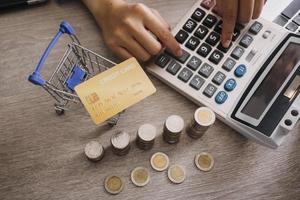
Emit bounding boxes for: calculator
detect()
[148,0,300,148]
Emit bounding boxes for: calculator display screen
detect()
[241,42,300,119]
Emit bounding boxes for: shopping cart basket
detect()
[28,21,122,126]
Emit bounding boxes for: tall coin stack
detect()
[163,115,185,144]
[136,123,156,150]
[111,131,131,156]
[186,107,215,139]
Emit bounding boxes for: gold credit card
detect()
[75,58,156,124]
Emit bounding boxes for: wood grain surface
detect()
[0,1,299,200]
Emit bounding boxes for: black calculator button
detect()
[194,25,209,39]
[185,36,200,50]
[155,54,170,68]
[239,34,253,48]
[214,20,223,34]
[183,19,197,33]
[212,71,226,85]
[217,42,232,53]
[197,43,212,58]
[198,63,214,78]
[178,68,193,82]
[222,58,236,71]
[203,14,218,28]
[189,75,205,90]
[208,49,224,65]
[175,30,189,44]
[205,31,220,46]
[187,56,202,71]
[232,28,240,41]
[166,60,181,75]
[203,83,217,98]
[192,8,206,22]
[167,48,190,64]
[249,21,263,35]
[231,46,245,60]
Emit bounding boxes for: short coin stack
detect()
[84,141,104,162]
[111,131,131,156]
[187,107,216,139]
[136,124,156,150]
[163,115,185,144]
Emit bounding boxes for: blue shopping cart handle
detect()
[28,21,76,86]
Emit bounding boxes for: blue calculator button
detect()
[234,64,247,77]
[224,78,237,91]
[215,91,228,104]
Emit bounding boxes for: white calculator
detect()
[148,0,300,148]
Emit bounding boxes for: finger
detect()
[110,45,133,60]
[143,11,182,57]
[217,0,238,47]
[238,0,254,23]
[119,35,151,61]
[253,0,264,19]
[132,28,162,56]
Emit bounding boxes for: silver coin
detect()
[165,115,185,134]
[137,124,156,142]
[84,141,104,161]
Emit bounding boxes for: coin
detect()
[150,152,169,172]
[130,167,150,187]
[194,152,214,172]
[84,141,104,162]
[167,164,186,184]
[104,175,124,195]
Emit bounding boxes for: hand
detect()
[83,0,182,61]
[214,0,265,47]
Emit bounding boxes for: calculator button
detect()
[205,31,220,46]
[246,49,257,62]
[197,43,212,58]
[262,30,271,39]
[192,8,206,22]
[273,15,289,27]
[224,78,237,91]
[286,21,299,32]
[167,48,190,64]
[203,83,217,98]
[203,14,218,28]
[249,21,263,35]
[187,56,202,71]
[185,36,200,50]
[222,58,236,71]
[183,19,197,33]
[234,64,247,77]
[231,46,244,60]
[194,25,209,39]
[175,30,189,44]
[292,14,300,26]
[189,75,205,90]
[208,49,224,65]
[282,0,300,19]
[198,63,214,78]
[155,54,170,68]
[166,60,181,75]
[232,28,240,41]
[201,0,215,9]
[215,91,228,104]
[217,42,232,53]
[178,68,193,82]
[239,34,253,48]
[212,71,226,85]
[214,20,223,34]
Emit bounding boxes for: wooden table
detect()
[0,1,299,199]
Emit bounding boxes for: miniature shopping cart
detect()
[28,21,122,126]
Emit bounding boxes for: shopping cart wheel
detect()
[54,105,65,115]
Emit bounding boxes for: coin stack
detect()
[84,141,104,162]
[111,131,131,156]
[163,115,185,144]
[186,107,216,139]
[136,123,156,150]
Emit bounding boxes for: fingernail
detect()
[176,49,183,57]
[224,40,231,48]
